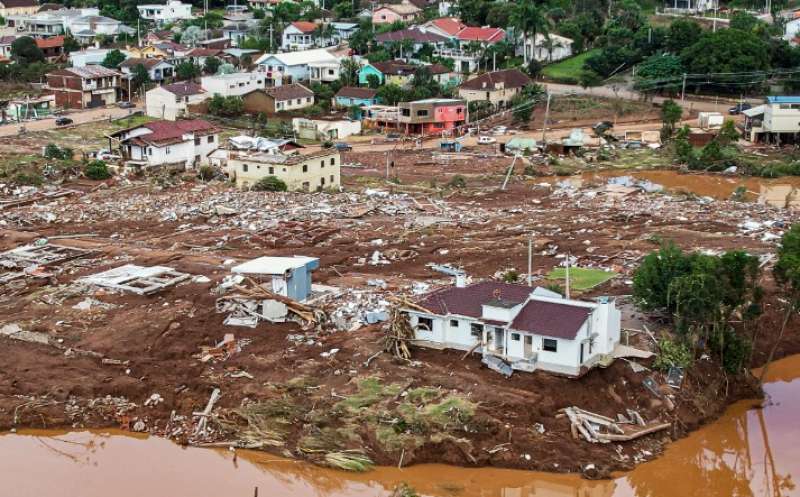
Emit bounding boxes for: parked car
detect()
[94,149,122,161]
[385,132,401,141]
[728,103,752,115]
[492,126,508,135]
[55,117,73,126]
[333,142,352,151]
[117,101,135,109]
[477,135,497,144]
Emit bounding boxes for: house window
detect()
[449,319,459,327]
[147,147,153,155]
[302,164,308,172]
[194,137,201,145]
[543,338,558,352]
[208,136,214,143]
[165,146,171,154]
[307,97,312,102]
[320,160,325,167]
[330,157,335,165]
[321,177,325,185]
[296,98,301,104]
[268,166,274,174]
[511,333,521,341]
[416,109,428,117]
[470,323,483,338]
[417,317,433,330]
[242,164,248,172]
[330,174,334,183]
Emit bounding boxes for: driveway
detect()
[0,105,139,138]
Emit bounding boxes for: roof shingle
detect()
[510,300,591,339]
[335,86,378,99]
[264,83,314,101]
[416,281,534,318]
[459,69,531,91]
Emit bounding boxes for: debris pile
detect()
[562,406,670,444]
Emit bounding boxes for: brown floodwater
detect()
[2,355,799,497]
[552,169,800,206]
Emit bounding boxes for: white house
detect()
[201,71,267,97]
[743,96,800,144]
[119,58,175,82]
[281,21,318,51]
[255,48,341,84]
[138,1,194,24]
[518,33,573,63]
[403,281,621,376]
[111,119,219,169]
[785,17,800,42]
[145,82,208,121]
[68,48,127,67]
[292,117,361,140]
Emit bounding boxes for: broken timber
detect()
[563,406,670,444]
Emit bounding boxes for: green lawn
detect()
[547,267,617,291]
[542,49,600,84]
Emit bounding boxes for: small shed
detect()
[231,256,319,302]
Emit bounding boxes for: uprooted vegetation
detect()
[216,376,481,471]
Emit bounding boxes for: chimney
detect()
[455,272,467,288]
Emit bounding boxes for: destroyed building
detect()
[231,256,319,302]
[403,282,621,376]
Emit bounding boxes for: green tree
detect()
[680,29,770,92]
[84,160,111,180]
[717,119,740,146]
[579,69,603,88]
[510,93,533,123]
[635,54,684,94]
[176,61,201,80]
[729,11,760,33]
[204,56,222,75]
[376,83,404,105]
[132,64,151,92]
[63,35,80,53]
[101,49,126,69]
[208,95,244,117]
[253,176,288,191]
[366,74,381,89]
[660,99,683,140]
[11,36,44,64]
[666,19,701,54]
[338,57,360,87]
[510,0,548,65]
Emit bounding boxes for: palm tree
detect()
[510,0,549,66]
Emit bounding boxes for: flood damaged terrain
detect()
[2,353,797,497]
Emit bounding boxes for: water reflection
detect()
[1,356,798,497]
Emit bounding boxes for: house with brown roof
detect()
[0,0,38,18]
[109,119,219,169]
[35,35,65,62]
[403,281,621,376]
[145,82,208,120]
[119,57,175,82]
[45,66,122,109]
[334,86,379,108]
[458,69,532,108]
[242,83,314,115]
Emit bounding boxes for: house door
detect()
[579,342,585,364]
[89,94,103,108]
[524,335,533,358]
[494,328,504,354]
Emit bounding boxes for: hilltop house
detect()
[35,35,66,62]
[517,33,573,63]
[45,66,122,109]
[662,0,717,14]
[458,69,531,108]
[228,148,341,190]
[422,17,466,38]
[374,26,449,54]
[281,21,319,51]
[255,48,341,84]
[119,58,175,82]
[0,0,38,18]
[434,26,505,73]
[201,72,267,97]
[403,281,622,376]
[137,1,194,25]
[145,82,208,121]
[334,86,379,108]
[372,2,421,24]
[110,119,219,169]
[743,96,800,144]
[241,83,314,114]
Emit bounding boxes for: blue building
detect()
[334,86,380,109]
[232,256,320,302]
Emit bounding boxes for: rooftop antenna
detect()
[565,252,571,300]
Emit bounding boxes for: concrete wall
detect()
[764,103,800,133]
[201,73,267,97]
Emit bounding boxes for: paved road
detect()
[0,105,138,138]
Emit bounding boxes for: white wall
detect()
[201,73,267,97]
[145,87,208,121]
[128,133,218,167]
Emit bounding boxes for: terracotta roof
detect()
[336,86,377,99]
[429,17,466,36]
[0,0,38,8]
[119,57,168,69]
[427,63,451,75]
[417,281,534,318]
[185,47,222,57]
[459,69,531,91]
[130,119,218,146]
[510,300,592,339]
[370,60,416,76]
[35,35,64,49]
[161,82,205,96]
[289,21,318,33]
[154,41,188,52]
[264,83,314,101]
[374,27,447,44]
[456,26,505,43]
[377,3,420,15]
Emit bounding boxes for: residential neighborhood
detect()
[2,0,800,494]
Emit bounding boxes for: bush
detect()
[44,143,72,160]
[447,175,466,188]
[253,176,287,192]
[198,165,216,181]
[84,160,111,180]
[653,338,693,371]
[502,270,519,283]
[14,172,43,186]
[523,164,536,176]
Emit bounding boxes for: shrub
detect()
[44,143,72,160]
[502,270,519,283]
[653,338,693,371]
[253,175,287,192]
[84,160,111,180]
[14,172,43,186]
[447,175,466,188]
[523,164,537,176]
[198,165,216,181]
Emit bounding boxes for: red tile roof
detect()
[35,35,64,49]
[290,21,318,33]
[510,299,591,339]
[456,26,505,43]
[430,17,466,36]
[185,47,222,57]
[161,82,205,96]
[417,281,534,318]
[129,119,218,146]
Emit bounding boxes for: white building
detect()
[119,58,175,82]
[201,72,267,97]
[518,33,573,63]
[281,21,318,51]
[255,48,341,83]
[292,117,361,141]
[68,48,121,67]
[138,1,194,24]
[111,119,219,169]
[403,281,621,376]
[743,96,800,144]
[145,82,208,121]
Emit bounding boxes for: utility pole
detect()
[681,73,687,102]
[527,236,533,287]
[492,51,496,72]
[565,253,571,300]
[269,24,274,52]
[541,91,552,144]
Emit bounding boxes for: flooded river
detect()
[2,355,799,497]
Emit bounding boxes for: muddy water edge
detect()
[1,354,798,497]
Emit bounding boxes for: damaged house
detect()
[403,281,621,376]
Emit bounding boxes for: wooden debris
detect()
[563,406,670,444]
[385,306,414,361]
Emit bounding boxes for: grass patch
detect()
[542,49,600,83]
[547,267,617,290]
[334,377,403,413]
[112,114,155,128]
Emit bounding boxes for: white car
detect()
[477,135,497,144]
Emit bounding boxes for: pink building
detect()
[389,98,468,135]
[372,2,422,24]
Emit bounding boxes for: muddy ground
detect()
[1,148,798,477]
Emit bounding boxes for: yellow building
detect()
[229,149,341,191]
[0,0,39,18]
